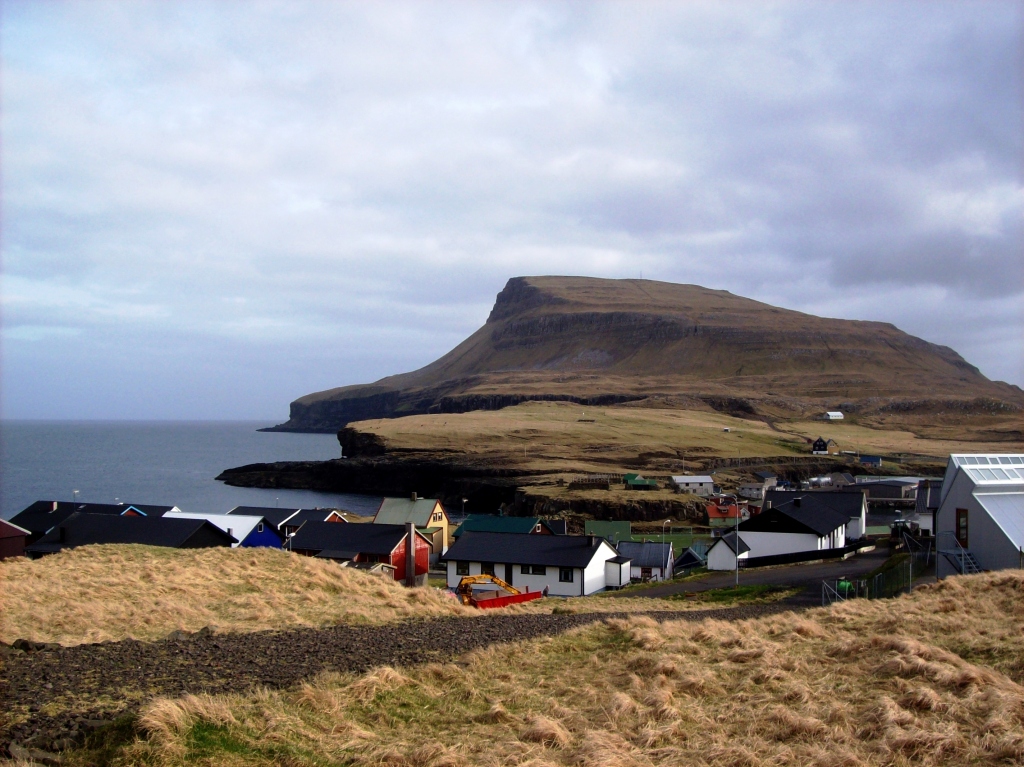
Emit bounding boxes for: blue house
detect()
[164,513,284,548]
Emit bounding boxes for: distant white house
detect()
[706,532,749,570]
[738,482,768,500]
[824,411,844,420]
[935,454,1024,578]
[616,540,674,582]
[671,475,715,497]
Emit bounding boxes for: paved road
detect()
[618,547,893,605]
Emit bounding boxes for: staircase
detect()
[936,532,982,575]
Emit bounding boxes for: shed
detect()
[442,532,624,596]
[24,513,236,557]
[706,532,750,571]
[0,519,30,560]
[290,521,430,584]
[616,540,674,582]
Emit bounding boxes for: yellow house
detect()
[373,493,451,556]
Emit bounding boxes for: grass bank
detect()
[0,545,472,645]
[89,571,1024,766]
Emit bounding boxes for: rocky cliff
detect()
[270,276,1021,432]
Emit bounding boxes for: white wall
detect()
[707,541,748,571]
[446,547,618,596]
[739,531,820,557]
[605,560,630,588]
[936,473,1022,577]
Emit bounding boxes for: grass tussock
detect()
[0,544,472,645]
[105,571,1024,767]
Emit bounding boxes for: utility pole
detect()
[735,503,740,588]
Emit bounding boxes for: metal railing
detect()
[936,531,978,575]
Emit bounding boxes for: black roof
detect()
[283,509,343,527]
[754,471,777,480]
[227,506,305,527]
[25,512,236,554]
[289,521,409,556]
[741,500,848,537]
[544,519,568,535]
[442,531,611,568]
[712,531,750,555]
[617,541,673,569]
[764,489,865,519]
[10,501,176,536]
[674,547,706,569]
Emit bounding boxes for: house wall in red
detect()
[0,535,26,560]
[388,533,430,582]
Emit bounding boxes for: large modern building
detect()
[935,454,1024,578]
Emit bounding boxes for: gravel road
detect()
[1,603,797,755]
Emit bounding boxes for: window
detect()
[481,562,495,576]
[559,568,574,583]
[956,508,968,548]
[456,561,469,575]
[257,523,264,533]
[521,564,546,575]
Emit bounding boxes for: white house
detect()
[706,531,749,570]
[442,531,628,596]
[616,540,674,582]
[738,482,768,500]
[671,475,715,497]
[763,489,867,541]
[737,500,847,558]
[824,411,844,420]
[935,454,1024,578]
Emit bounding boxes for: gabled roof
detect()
[0,518,30,539]
[740,500,848,537]
[10,501,178,536]
[25,513,236,554]
[290,521,414,556]
[227,506,304,527]
[672,475,714,484]
[916,480,943,514]
[453,515,551,537]
[710,531,749,556]
[941,455,1024,503]
[674,547,707,569]
[617,540,673,569]
[374,497,445,527]
[282,509,345,528]
[442,531,613,568]
[764,489,865,519]
[164,513,284,543]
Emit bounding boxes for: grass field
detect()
[353,401,1022,477]
[0,545,473,645]
[85,571,1024,767]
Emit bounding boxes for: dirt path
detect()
[1,603,797,755]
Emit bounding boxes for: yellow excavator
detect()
[455,574,543,608]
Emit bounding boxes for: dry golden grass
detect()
[0,544,472,645]
[118,571,1024,767]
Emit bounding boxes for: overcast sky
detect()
[2,0,1022,420]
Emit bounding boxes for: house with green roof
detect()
[452,515,555,540]
[373,493,451,557]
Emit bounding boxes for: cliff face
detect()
[271,276,1020,431]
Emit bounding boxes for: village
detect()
[4,439,1021,608]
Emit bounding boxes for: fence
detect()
[822,536,932,606]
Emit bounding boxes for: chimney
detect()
[794,497,802,508]
[588,535,596,546]
[405,521,416,587]
[411,492,418,502]
[51,501,59,512]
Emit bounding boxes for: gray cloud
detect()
[2,0,1021,419]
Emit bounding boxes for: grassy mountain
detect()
[275,276,1021,431]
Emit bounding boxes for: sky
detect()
[2,0,1022,421]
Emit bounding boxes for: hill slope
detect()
[276,276,1021,431]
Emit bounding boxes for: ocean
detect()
[0,421,382,521]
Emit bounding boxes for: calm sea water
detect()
[0,421,382,521]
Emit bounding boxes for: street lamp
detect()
[735,501,740,588]
[462,497,468,517]
[662,518,673,544]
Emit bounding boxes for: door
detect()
[504,563,513,585]
[956,508,968,548]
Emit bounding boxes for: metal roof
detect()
[227,506,306,527]
[672,475,714,484]
[974,493,1024,551]
[942,455,1024,503]
[710,531,749,555]
[617,541,673,569]
[164,513,283,544]
[741,500,848,537]
[442,531,613,568]
[290,521,413,556]
[374,498,445,526]
[453,515,548,537]
[764,489,865,519]
[25,512,235,554]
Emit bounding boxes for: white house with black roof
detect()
[935,454,1024,578]
[441,531,628,596]
[616,540,674,582]
[737,498,847,558]
[763,488,867,540]
[706,531,749,571]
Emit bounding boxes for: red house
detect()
[288,521,431,585]
[0,519,30,560]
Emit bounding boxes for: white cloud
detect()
[1,0,1021,419]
